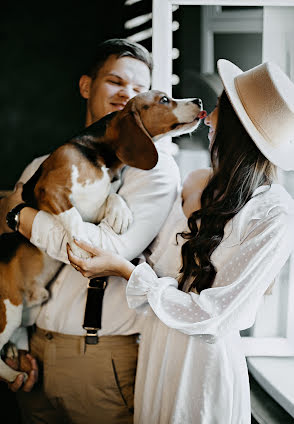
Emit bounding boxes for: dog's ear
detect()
[115,107,158,170]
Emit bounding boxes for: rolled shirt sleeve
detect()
[126,205,294,338]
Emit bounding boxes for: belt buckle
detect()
[87,278,107,290]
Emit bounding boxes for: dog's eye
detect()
[159,96,170,104]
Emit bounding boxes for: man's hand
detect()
[0,182,24,235]
[1,350,38,392]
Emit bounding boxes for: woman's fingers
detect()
[67,244,84,270]
[67,243,95,276]
[73,239,103,257]
[67,241,122,278]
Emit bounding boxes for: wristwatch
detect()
[6,203,28,232]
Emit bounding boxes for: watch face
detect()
[6,203,26,232]
[6,210,18,231]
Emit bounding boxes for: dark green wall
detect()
[0,1,125,189]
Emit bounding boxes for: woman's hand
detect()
[67,240,135,281]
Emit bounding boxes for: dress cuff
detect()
[126,262,158,309]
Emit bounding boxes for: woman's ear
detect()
[79,75,92,99]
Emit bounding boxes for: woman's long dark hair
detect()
[178,90,276,293]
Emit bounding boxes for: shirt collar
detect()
[155,136,179,156]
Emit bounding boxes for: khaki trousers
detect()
[17,327,139,424]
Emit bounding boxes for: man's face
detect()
[80,54,151,126]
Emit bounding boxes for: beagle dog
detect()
[0,90,205,382]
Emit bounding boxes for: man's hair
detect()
[84,38,153,80]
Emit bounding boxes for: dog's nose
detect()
[192,98,202,108]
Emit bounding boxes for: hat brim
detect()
[217,59,294,171]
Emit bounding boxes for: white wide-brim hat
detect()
[217,59,294,171]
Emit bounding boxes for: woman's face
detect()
[204,105,219,149]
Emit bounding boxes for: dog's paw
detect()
[5,342,18,360]
[103,193,133,234]
[24,286,49,307]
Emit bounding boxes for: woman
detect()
[67,60,294,423]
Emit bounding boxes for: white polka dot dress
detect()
[126,184,294,424]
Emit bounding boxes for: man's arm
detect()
[0,155,47,391]
[0,155,49,236]
[30,152,180,262]
[0,183,25,234]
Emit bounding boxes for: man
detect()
[0,39,180,423]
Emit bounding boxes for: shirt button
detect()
[45,332,53,340]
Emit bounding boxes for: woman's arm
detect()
[69,203,294,338]
[181,168,211,217]
[126,207,294,337]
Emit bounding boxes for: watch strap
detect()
[6,203,28,232]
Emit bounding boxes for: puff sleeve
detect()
[126,205,294,338]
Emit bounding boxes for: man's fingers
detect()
[21,354,38,392]
[14,182,24,191]
[26,354,38,376]
[4,351,38,392]
[22,368,37,392]
[9,374,25,392]
[8,369,36,393]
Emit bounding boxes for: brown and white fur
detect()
[0,90,204,382]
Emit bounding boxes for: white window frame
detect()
[152,0,294,358]
[201,5,263,74]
